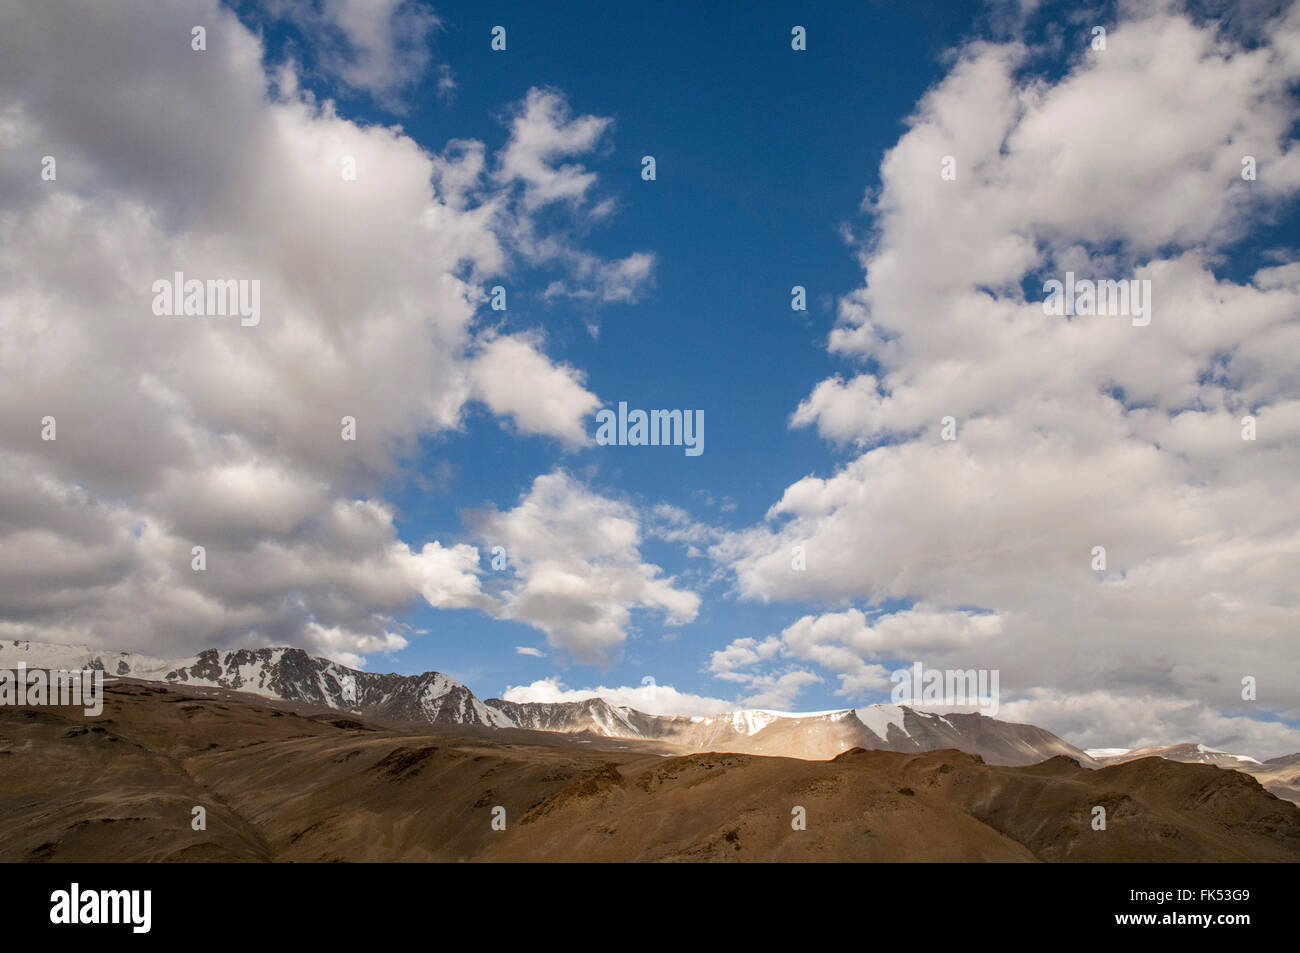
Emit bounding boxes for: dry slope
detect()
[1,681,1296,863]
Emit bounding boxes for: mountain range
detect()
[0,639,1095,767]
[4,639,1296,799]
[1086,743,1263,768]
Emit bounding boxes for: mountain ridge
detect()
[0,638,1247,772]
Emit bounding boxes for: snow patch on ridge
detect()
[687,707,854,731]
[853,704,912,741]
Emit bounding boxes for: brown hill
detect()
[1,680,1296,862]
[1240,757,1300,806]
[1090,743,1300,806]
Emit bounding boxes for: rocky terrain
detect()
[4,636,1296,830]
[1088,743,1300,805]
[1,679,1297,863]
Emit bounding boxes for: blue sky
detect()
[3,0,1299,755]
[239,0,979,705]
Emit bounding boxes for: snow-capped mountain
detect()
[485,696,646,737]
[664,704,1097,765]
[0,640,511,728]
[1086,743,1262,767]
[483,697,1093,765]
[1,639,1089,765]
[1084,742,1300,805]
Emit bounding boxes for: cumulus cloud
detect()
[711,1,1300,755]
[708,635,783,679]
[494,87,613,210]
[469,471,701,665]
[705,636,827,710]
[262,0,443,106]
[485,87,655,306]
[732,670,825,711]
[0,1,644,662]
[468,333,601,447]
[710,607,1000,706]
[1000,689,1300,759]
[501,676,733,717]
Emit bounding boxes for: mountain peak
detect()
[2,638,1090,766]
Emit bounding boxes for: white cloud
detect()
[708,607,1009,709]
[1000,689,1300,761]
[501,676,733,717]
[734,670,825,711]
[708,635,782,678]
[712,2,1300,750]
[486,87,655,305]
[540,251,655,304]
[401,539,490,611]
[469,333,601,447]
[514,646,546,658]
[0,2,640,663]
[494,87,612,210]
[706,636,828,711]
[646,502,721,550]
[264,0,442,106]
[469,471,701,665]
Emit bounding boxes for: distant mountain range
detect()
[1087,744,1300,804]
[1086,743,1262,767]
[4,640,1296,794]
[488,695,1095,765]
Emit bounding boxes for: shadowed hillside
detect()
[1,681,1296,863]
